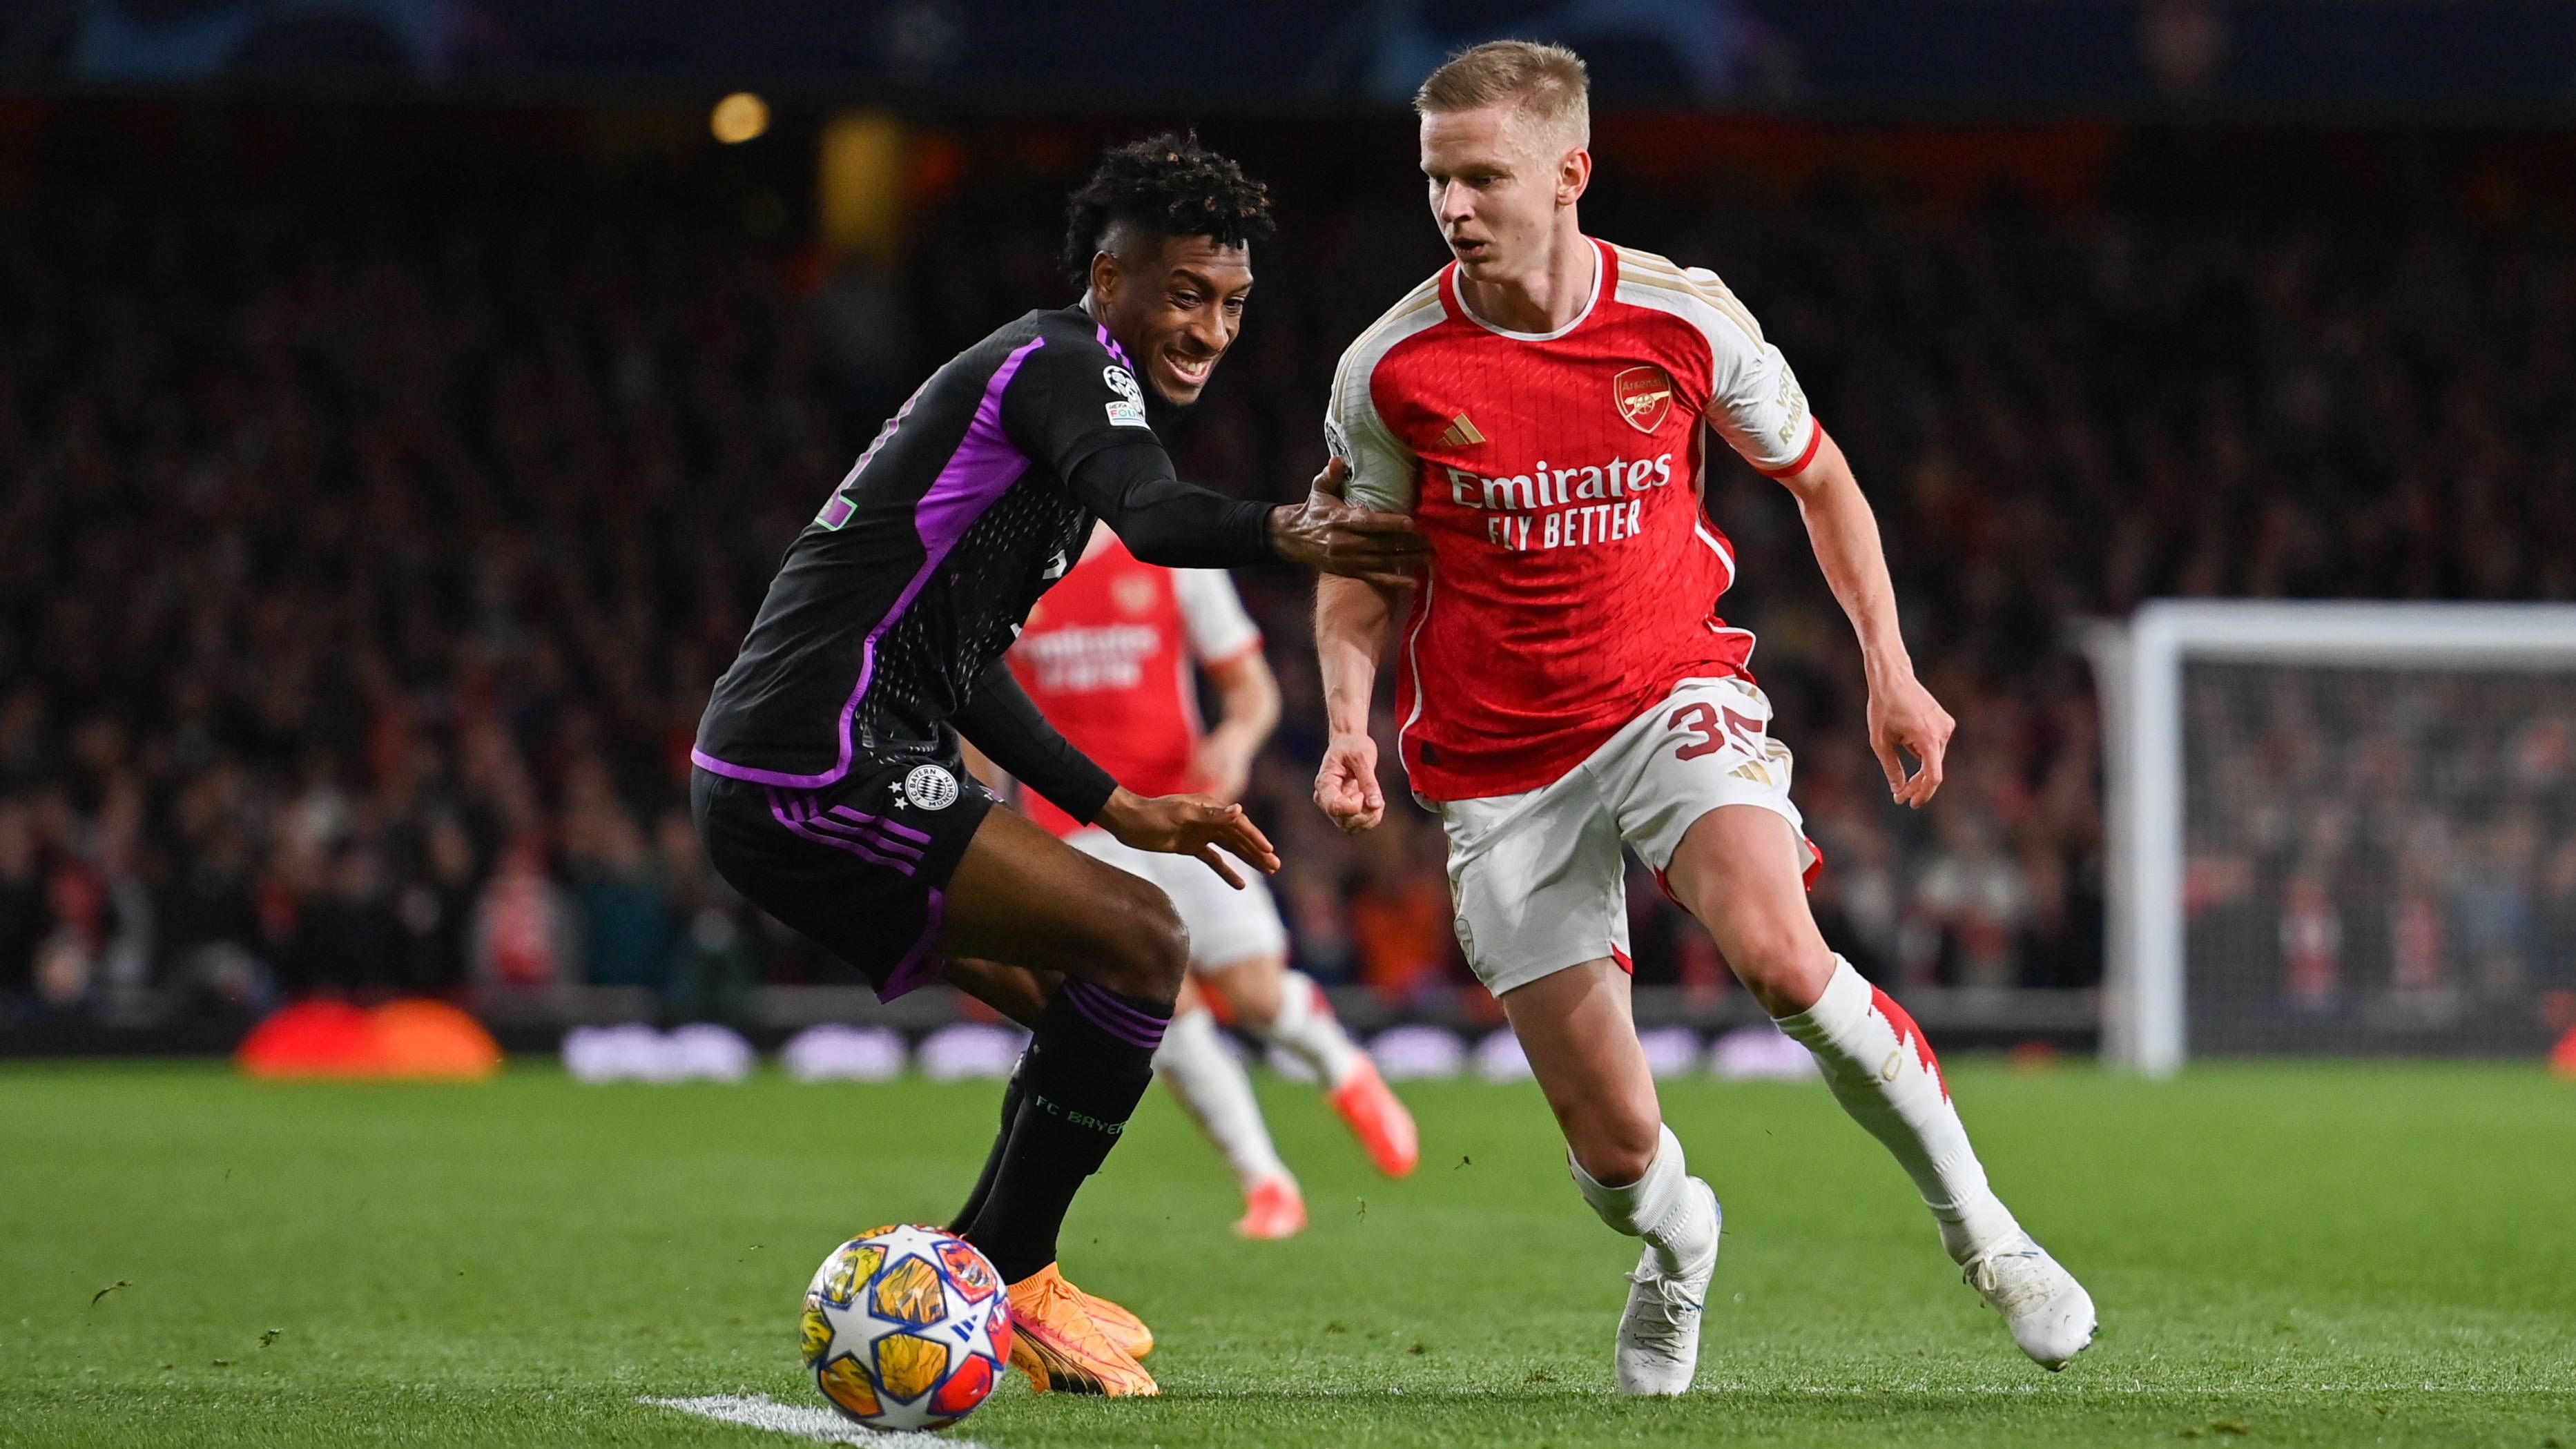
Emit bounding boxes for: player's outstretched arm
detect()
[1774,429,1954,808]
[1313,567,1402,833]
[953,661,1123,824]
[957,662,1277,886]
[1067,449,1424,585]
[1264,458,1426,589]
[1095,788,1280,888]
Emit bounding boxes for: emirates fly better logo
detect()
[1613,365,1674,434]
[1437,450,1675,552]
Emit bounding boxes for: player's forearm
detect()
[1785,437,1913,677]
[1315,573,1397,737]
[952,661,1118,824]
[1067,441,1277,567]
[1208,654,1281,755]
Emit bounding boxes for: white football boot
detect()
[1613,1180,1719,1396]
[1965,1234,2097,1370]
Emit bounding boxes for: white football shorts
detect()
[1064,826,1290,971]
[1435,675,1817,997]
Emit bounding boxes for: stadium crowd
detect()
[2182,668,2576,1046]
[3,119,2571,1024]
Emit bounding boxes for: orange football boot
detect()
[1004,1265,1157,1396]
[1069,1281,1156,1360]
[1234,1175,1307,1240]
[1327,1058,1420,1177]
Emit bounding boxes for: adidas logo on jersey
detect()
[1437,412,1485,448]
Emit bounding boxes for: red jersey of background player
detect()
[1006,527,1264,835]
[1326,238,1822,800]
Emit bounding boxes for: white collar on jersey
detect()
[1451,237,1606,342]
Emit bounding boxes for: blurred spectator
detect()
[470,839,577,992]
[392,813,480,993]
[564,802,672,990]
[0,805,40,1000]
[1910,811,2029,990]
[655,810,756,1023]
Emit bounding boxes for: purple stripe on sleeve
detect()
[1061,979,1168,1051]
[693,333,1051,788]
[1094,322,1136,375]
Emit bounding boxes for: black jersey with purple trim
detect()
[695,305,1177,788]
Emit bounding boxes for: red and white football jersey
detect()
[1327,238,1821,801]
[1007,527,1263,835]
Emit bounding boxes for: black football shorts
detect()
[690,750,996,999]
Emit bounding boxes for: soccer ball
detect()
[800,1225,1013,1431]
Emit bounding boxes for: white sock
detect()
[1569,1124,1717,1276]
[1254,971,1365,1090]
[1153,1007,1288,1189]
[1774,956,2020,1263]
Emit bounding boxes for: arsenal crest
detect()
[1112,573,1158,616]
[1613,365,1673,435]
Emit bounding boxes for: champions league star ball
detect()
[800,1225,1013,1431]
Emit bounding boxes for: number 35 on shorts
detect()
[1663,687,1792,787]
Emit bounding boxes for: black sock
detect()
[961,980,1169,1284]
[947,1053,1028,1234]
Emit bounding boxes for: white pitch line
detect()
[642,1393,990,1447]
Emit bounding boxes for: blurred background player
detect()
[1001,521,1420,1239]
[1313,43,2093,1393]
[695,133,1424,1399]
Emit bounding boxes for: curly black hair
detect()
[1061,132,1276,286]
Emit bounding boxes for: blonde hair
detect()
[1414,40,1590,149]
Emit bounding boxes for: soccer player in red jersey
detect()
[1004,524,1420,1240]
[1312,43,2096,1391]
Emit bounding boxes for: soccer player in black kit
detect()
[693,136,1422,1397]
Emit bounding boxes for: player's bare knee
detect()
[1728,920,1832,1016]
[1091,875,1190,1004]
[1210,959,1285,1029]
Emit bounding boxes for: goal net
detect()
[2091,602,2576,1074]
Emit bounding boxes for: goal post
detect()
[2091,601,2576,1076]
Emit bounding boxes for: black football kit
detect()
[691,304,1273,995]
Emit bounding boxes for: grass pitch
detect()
[3,1059,2571,1448]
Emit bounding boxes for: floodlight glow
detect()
[711,93,770,145]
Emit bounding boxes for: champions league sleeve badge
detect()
[1103,364,1149,429]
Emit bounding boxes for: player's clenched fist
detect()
[1095,786,1280,888]
[1867,667,1955,808]
[1313,730,1385,833]
[1264,458,1428,590]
